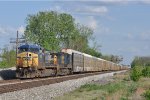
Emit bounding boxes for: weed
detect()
[102,82,124,94]
[78,84,102,91]
[123,77,130,81]
[100,96,105,100]
[120,97,128,100]
[128,83,137,94]
[143,90,150,100]
[92,97,98,100]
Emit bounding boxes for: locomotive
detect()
[16,44,127,78]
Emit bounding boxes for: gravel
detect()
[0,70,126,100]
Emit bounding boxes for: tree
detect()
[0,46,16,68]
[25,11,97,54]
[131,56,150,68]
[85,47,102,58]
[25,11,76,51]
[68,24,94,52]
[101,55,123,63]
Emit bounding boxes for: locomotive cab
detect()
[16,44,40,78]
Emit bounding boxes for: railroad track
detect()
[0,71,122,94]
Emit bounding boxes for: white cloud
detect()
[126,33,134,39]
[76,15,110,35]
[124,31,150,41]
[96,24,110,34]
[101,0,150,5]
[0,26,16,37]
[76,16,98,30]
[87,16,97,29]
[0,25,25,48]
[140,31,150,40]
[18,26,25,35]
[100,0,128,4]
[75,6,108,15]
[138,0,150,4]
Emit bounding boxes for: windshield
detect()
[18,47,29,53]
[18,47,39,53]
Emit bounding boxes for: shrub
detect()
[143,90,150,100]
[130,66,143,81]
[142,67,150,77]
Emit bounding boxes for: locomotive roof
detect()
[18,44,40,49]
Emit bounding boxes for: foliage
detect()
[0,47,16,68]
[131,56,150,68]
[25,11,97,53]
[101,54,123,63]
[79,84,102,92]
[143,90,150,100]
[130,66,143,81]
[142,66,150,77]
[101,82,124,94]
[78,82,124,94]
[85,47,102,58]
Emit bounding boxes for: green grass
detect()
[0,60,15,69]
[55,71,150,100]
[77,81,125,94]
[143,90,150,100]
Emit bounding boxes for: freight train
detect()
[16,44,128,78]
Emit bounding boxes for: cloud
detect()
[0,25,16,37]
[76,16,98,30]
[87,16,97,29]
[140,31,150,40]
[99,0,150,5]
[137,0,150,4]
[125,33,134,39]
[124,31,150,41]
[18,25,25,35]
[96,24,110,34]
[75,6,108,15]
[119,47,140,53]
[53,5,64,12]
[99,0,129,4]
[0,25,25,48]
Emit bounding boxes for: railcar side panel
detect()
[72,53,84,72]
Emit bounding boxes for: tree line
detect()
[131,56,150,68]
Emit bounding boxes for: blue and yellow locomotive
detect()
[16,44,72,78]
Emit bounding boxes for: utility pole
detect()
[16,31,19,57]
[10,31,26,63]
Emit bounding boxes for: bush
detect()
[142,67,150,77]
[128,82,137,94]
[143,90,150,100]
[130,66,143,81]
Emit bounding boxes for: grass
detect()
[143,90,150,100]
[54,71,150,100]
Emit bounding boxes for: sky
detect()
[0,0,150,65]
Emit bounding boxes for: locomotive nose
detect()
[17,52,32,68]
[22,56,32,67]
